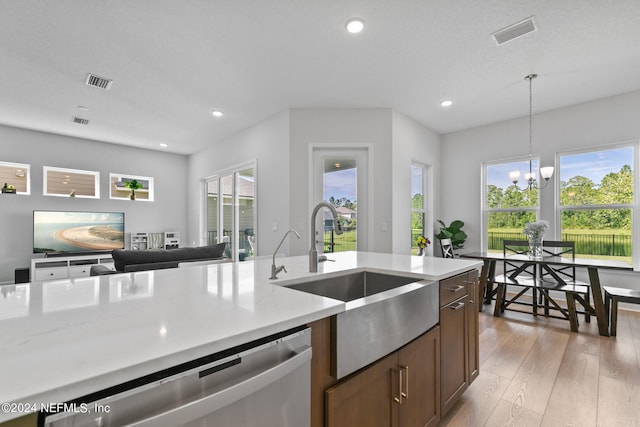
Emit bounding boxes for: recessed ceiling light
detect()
[440,99,454,107]
[159,143,168,148]
[345,18,365,34]
[212,110,224,117]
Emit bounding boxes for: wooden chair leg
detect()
[585,289,591,323]
[610,297,618,337]
[493,284,504,317]
[566,293,579,333]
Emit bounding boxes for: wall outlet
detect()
[272,222,278,231]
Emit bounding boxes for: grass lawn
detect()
[488,228,631,236]
[324,229,357,252]
[488,228,632,264]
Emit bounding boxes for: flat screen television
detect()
[33,210,125,254]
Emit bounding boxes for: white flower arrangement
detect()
[523,220,549,240]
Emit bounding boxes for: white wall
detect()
[288,109,393,255]
[391,111,441,255]
[187,110,290,258]
[441,89,640,289]
[187,108,440,261]
[0,124,188,284]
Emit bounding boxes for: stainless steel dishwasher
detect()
[42,326,311,427]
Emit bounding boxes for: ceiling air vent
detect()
[85,73,113,90]
[73,117,90,125]
[491,16,537,46]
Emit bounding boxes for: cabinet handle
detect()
[448,285,465,293]
[393,368,407,405]
[402,365,409,400]
[393,368,404,404]
[450,301,465,310]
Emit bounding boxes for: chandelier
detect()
[509,74,554,190]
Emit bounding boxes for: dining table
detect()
[459,251,633,336]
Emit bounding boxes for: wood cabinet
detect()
[325,326,440,427]
[439,270,478,415]
[311,269,479,427]
[466,273,480,384]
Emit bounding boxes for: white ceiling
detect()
[2,1,640,155]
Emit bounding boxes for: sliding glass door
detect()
[206,164,256,261]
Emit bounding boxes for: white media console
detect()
[30,254,114,282]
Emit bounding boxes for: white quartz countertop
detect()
[0,251,481,422]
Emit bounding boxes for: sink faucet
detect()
[310,202,344,273]
[270,229,300,279]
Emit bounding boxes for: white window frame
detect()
[411,161,428,252]
[555,141,638,268]
[202,161,257,261]
[482,156,541,251]
[0,161,30,195]
[43,166,100,199]
[109,173,155,201]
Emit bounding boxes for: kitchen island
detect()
[0,251,481,425]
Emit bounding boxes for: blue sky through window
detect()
[411,165,423,197]
[487,146,633,189]
[324,168,356,201]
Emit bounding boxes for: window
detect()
[0,161,30,194]
[43,166,99,198]
[484,158,539,252]
[411,163,426,254]
[205,163,256,261]
[558,144,635,264]
[110,173,154,201]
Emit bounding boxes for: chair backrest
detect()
[502,239,536,281]
[540,240,576,283]
[440,238,454,258]
[247,235,256,252]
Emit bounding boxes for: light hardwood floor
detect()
[438,305,640,427]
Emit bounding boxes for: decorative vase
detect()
[528,236,543,259]
[418,247,424,256]
[130,192,136,200]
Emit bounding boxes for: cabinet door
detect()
[325,352,398,427]
[440,295,468,415]
[466,272,480,384]
[398,326,440,427]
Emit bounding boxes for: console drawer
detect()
[439,272,469,307]
[69,265,93,278]
[35,267,68,281]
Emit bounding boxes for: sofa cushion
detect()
[111,243,226,272]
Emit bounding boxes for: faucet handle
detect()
[280,265,287,274]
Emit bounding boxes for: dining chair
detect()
[603,286,640,336]
[537,241,590,323]
[439,238,455,259]
[493,239,538,316]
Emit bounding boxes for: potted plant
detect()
[2,183,16,194]
[436,219,467,249]
[124,179,143,200]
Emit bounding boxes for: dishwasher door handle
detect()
[125,345,312,427]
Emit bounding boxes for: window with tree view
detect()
[485,159,540,252]
[411,164,426,255]
[559,145,634,264]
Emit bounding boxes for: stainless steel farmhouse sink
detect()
[282,271,439,379]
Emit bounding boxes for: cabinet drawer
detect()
[69,265,92,278]
[35,268,68,281]
[439,273,469,307]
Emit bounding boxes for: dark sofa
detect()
[90,243,227,276]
